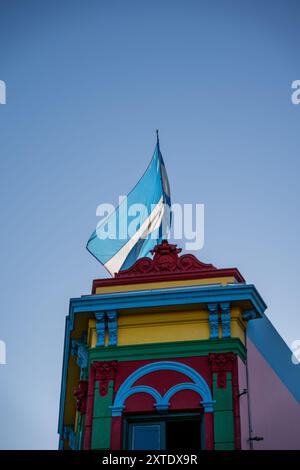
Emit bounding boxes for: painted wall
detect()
[247,338,300,449]
[112,356,212,414]
[237,357,250,449]
[87,305,245,349]
[238,315,300,450]
[103,356,238,450]
[107,357,217,450]
[88,309,211,348]
[94,276,236,294]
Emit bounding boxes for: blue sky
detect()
[0,0,299,449]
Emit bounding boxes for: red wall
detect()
[113,356,212,402]
[110,356,213,449]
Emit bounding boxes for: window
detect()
[125,413,202,451]
[131,424,161,450]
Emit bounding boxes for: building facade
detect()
[58,241,300,450]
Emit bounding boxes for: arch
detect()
[162,382,205,405]
[111,361,214,416]
[119,385,163,407]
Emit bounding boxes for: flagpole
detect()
[156,129,160,152]
[155,129,164,240]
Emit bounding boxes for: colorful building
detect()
[58,240,300,450]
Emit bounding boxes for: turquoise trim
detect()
[95,312,105,347]
[71,336,88,373]
[243,309,256,321]
[69,284,266,317]
[120,385,162,407]
[63,426,76,450]
[58,315,70,448]
[162,382,213,409]
[107,311,118,346]
[111,361,215,416]
[220,302,231,338]
[95,310,118,347]
[208,303,219,339]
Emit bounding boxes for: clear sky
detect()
[0,0,299,449]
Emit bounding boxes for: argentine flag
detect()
[86,137,171,275]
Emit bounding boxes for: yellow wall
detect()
[95,276,236,294]
[88,308,210,347]
[230,305,246,344]
[88,303,246,348]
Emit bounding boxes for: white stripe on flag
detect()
[104,196,165,275]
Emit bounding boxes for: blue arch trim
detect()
[111,361,215,416]
[120,385,163,405]
[162,382,207,405]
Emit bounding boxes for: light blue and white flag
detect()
[86,135,171,275]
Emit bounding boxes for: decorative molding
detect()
[107,311,118,346]
[71,337,88,370]
[92,241,245,292]
[93,360,118,396]
[116,240,217,277]
[208,303,219,339]
[220,302,231,338]
[93,267,245,292]
[73,284,266,318]
[162,383,215,412]
[63,426,76,450]
[111,360,214,416]
[210,352,241,449]
[89,338,247,363]
[74,380,88,415]
[95,312,105,347]
[95,311,119,347]
[242,309,257,321]
[209,352,235,388]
